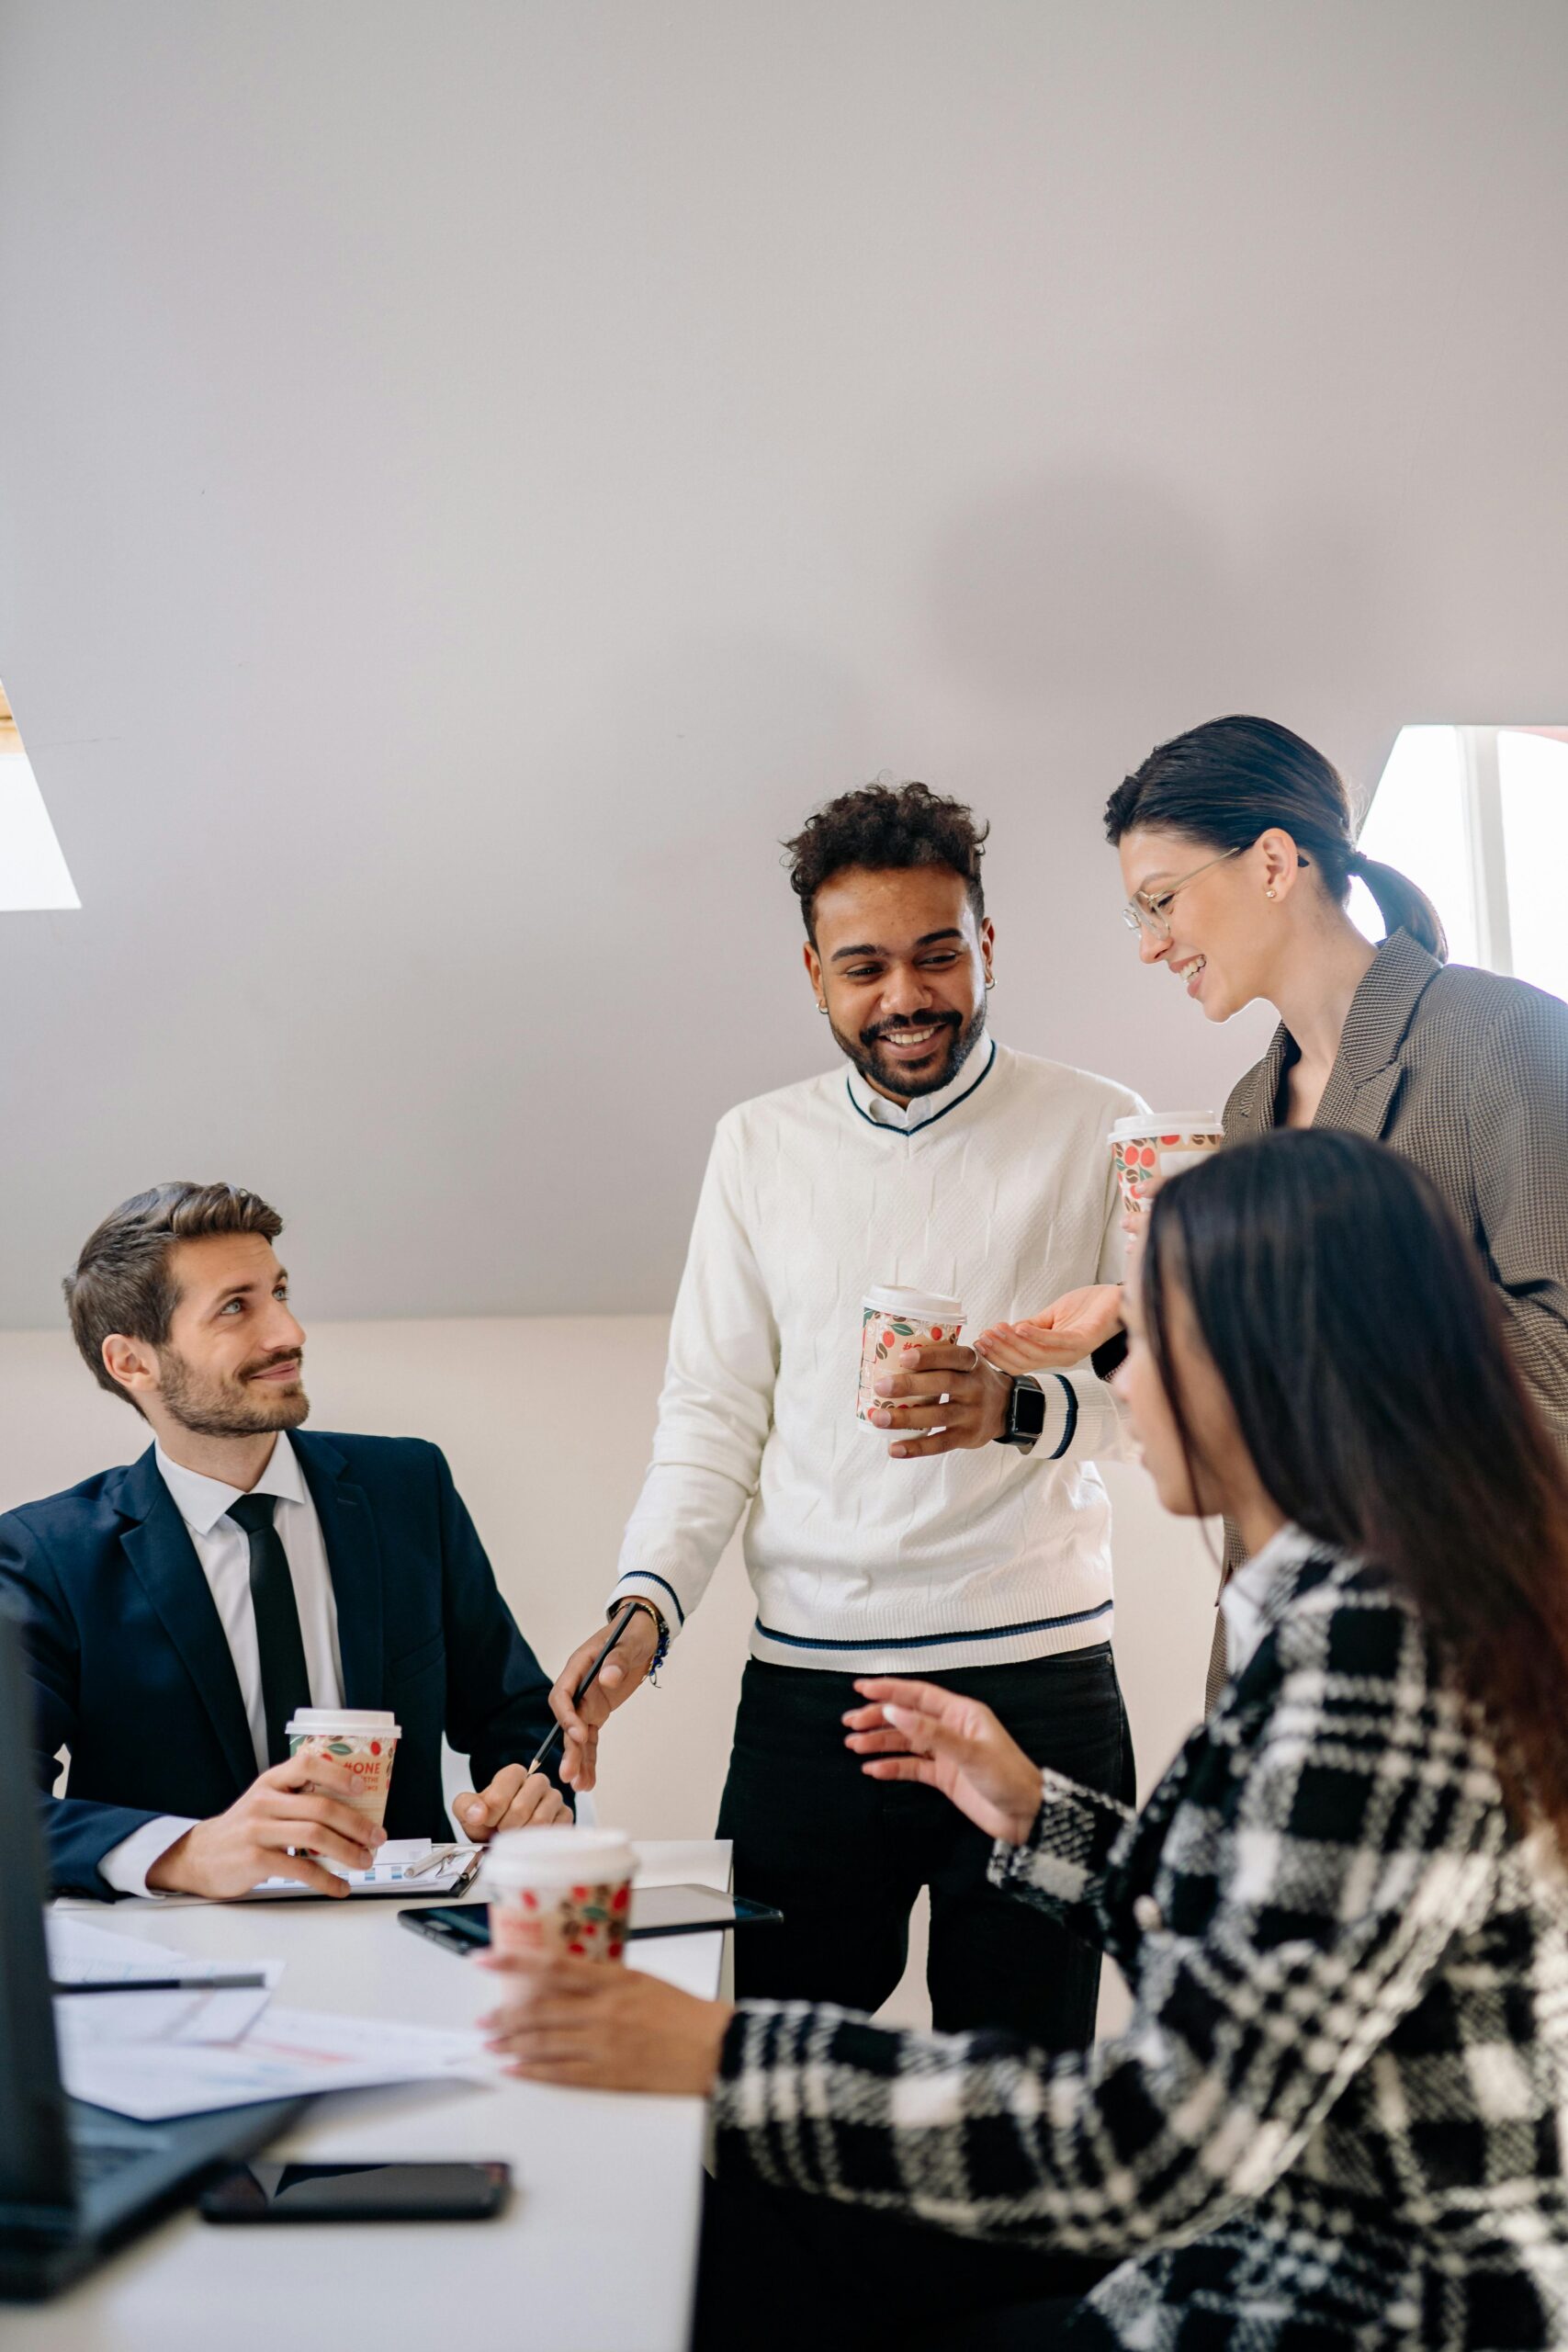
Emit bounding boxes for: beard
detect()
[830,996,988,1102]
[155,1344,311,1440]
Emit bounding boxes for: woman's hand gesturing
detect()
[976,1283,1125,1374]
[842,1677,1043,1845]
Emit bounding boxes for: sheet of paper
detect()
[47,1914,285,2034]
[48,1915,286,2042]
[243,1838,480,1898]
[48,1913,213,1980]
[58,2004,491,2121]
[54,1967,283,2048]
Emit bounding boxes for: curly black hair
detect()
[783,780,989,940]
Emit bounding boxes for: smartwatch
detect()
[995,1374,1047,1451]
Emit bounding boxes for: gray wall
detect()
[3,1,1567,1324]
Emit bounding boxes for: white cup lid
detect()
[480,1826,636,1888]
[1108,1113,1222,1142]
[286,1710,400,1736]
[862,1284,964,1321]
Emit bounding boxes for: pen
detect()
[445,1849,485,1902]
[403,1844,466,1879]
[51,1974,268,1995]
[524,1600,640,1779]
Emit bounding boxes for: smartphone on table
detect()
[199,2159,511,2222]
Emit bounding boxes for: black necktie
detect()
[229,1492,310,1768]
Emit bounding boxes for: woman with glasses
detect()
[981,715,1568,1698]
[476,1134,1568,2349]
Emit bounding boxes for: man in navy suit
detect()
[0,1182,577,1899]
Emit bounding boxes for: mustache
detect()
[860,1011,961,1048]
[242,1348,303,1381]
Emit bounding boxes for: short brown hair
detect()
[63,1182,285,1411]
[783,780,989,941]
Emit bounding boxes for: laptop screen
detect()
[0,1606,74,2225]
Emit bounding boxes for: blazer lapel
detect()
[1317,1057,1405,1139]
[1225,1025,1291,1139]
[113,1451,256,1792]
[295,1434,384,1709]
[1314,929,1441,1138]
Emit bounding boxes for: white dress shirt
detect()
[844,1035,1000,1131]
[1219,1521,1322,1680]
[98,1432,345,1896]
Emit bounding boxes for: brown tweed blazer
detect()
[1203,925,1568,1708]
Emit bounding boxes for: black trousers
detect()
[692,2171,1114,2351]
[716,1642,1132,2044]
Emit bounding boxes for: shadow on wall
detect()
[924,464,1426,755]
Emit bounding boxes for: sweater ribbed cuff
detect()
[608,1570,687,1636]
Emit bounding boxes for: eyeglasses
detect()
[1122,845,1244,941]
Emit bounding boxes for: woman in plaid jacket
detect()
[481,1131,1568,2350]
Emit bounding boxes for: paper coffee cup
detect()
[1109,1114,1224,1214]
[856,1285,965,1425]
[480,1826,637,1962]
[286,1708,400,1831]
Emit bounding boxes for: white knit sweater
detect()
[611,1040,1145,1673]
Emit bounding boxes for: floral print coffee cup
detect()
[856,1286,966,1425]
[480,1827,637,1962]
[286,1708,400,1830]
[1109,1114,1224,1215]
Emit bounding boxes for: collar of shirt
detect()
[154,1430,309,1537]
[1220,1520,1322,1679]
[845,1032,995,1132]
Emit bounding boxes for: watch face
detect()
[1014,1382,1048,1440]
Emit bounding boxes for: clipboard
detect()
[239,1839,482,1901]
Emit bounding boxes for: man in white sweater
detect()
[551,781,1145,2046]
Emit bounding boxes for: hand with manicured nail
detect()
[473,1947,733,2093]
[976,1283,1126,1374]
[840,1675,1043,1844]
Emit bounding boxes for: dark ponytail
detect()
[1105,715,1449,963]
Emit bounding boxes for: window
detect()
[1353,726,1568,1000]
[0,681,79,911]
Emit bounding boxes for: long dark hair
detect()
[1145,1130,1568,1844]
[1105,713,1448,961]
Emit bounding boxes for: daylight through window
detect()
[1353,726,1568,1000]
[0,681,80,912]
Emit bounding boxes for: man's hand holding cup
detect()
[868,1340,1013,1457]
[145,1752,385,1898]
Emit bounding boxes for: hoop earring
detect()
[817,1001,829,1015]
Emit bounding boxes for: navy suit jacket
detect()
[0,1431,561,1896]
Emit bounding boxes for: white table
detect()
[15,1840,729,2352]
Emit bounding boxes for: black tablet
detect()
[399,1883,781,1956]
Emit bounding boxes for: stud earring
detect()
[1265,887,1277,899]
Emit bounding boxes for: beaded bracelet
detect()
[614,1595,671,1685]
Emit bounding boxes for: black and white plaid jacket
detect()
[712,1544,1568,2349]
